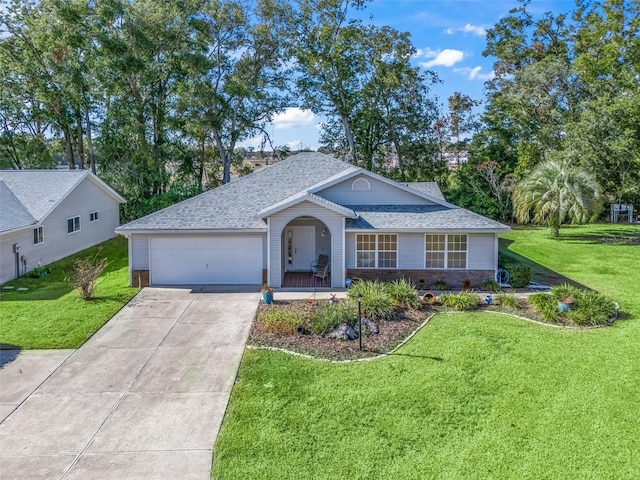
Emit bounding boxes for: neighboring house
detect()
[116,153,510,289]
[0,170,125,284]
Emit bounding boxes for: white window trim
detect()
[355,233,398,269]
[90,211,99,222]
[67,216,81,234]
[33,226,44,245]
[425,234,468,270]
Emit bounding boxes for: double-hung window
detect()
[425,234,467,269]
[67,216,80,234]
[33,226,44,245]
[356,234,397,268]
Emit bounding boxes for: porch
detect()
[281,271,332,289]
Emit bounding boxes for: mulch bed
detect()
[249,300,431,360]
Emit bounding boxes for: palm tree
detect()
[513,159,601,237]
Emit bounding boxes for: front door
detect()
[288,226,315,271]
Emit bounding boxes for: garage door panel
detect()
[150,236,262,285]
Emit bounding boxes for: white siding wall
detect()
[345,232,498,270]
[467,233,496,270]
[318,174,436,206]
[0,178,121,283]
[268,201,345,288]
[0,229,31,283]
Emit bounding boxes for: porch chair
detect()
[313,263,330,286]
[311,254,328,274]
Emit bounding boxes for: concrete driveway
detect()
[0,287,259,479]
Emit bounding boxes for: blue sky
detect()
[246,0,574,151]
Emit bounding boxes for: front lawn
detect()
[212,224,640,479]
[0,236,139,349]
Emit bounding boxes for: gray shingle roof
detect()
[0,180,35,233]
[345,205,510,231]
[117,152,356,232]
[0,170,89,225]
[116,152,509,234]
[405,182,445,201]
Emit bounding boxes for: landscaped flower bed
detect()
[249,280,619,361]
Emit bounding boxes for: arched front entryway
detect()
[281,216,331,288]
[266,201,346,289]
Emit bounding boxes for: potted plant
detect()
[261,283,274,304]
[557,295,575,313]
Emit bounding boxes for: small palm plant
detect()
[513,159,601,237]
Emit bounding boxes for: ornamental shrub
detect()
[347,280,395,319]
[495,291,521,310]
[438,291,480,311]
[309,301,357,334]
[505,264,531,288]
[384,279,421,310]
[259,306,303,334]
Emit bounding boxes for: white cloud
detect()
[419,49,465,68]
[272,108,316,130]
[445,23,487,37]
[454,66,495,81]
[286,140,303,150]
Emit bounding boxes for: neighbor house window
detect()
[356,234,397,268]
[67,216,80,234]
[33,226,44,245]
[425,234,467,269]
[90,211,99,222]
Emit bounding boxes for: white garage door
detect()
[150,236,263,285]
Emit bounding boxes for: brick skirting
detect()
[346,269,495,289]
[132,270,150,288]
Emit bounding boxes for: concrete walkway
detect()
[0,287,259,479]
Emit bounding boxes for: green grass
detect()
[213,224,640,479]
[0,236,139,349]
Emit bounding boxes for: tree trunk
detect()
[198,136,205,192]
[341,115,357,165]
[212,128,231,184]
[84,106,96,174]
[76,109,85,170]
[63,126,75,169]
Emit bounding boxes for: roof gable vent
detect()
[351,178,371,191]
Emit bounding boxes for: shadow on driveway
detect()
[0,344,22,370]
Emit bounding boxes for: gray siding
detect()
[268,201,345,288]
[0,177,120,283]
[0,229,31,283]
[345,232,498,271]
[317,174,436,206]
[131,235,149,270]
[467,233,496,270]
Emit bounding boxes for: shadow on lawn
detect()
[554,229,640,245]
[385,352,444,361]
[499,238,587,289]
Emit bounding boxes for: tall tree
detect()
[292,0,370,164]
[180,0,291,185]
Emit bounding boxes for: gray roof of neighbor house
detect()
[0,170,125,234]
[116,152,509,233]
[0,180,35,233]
